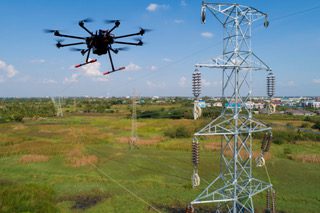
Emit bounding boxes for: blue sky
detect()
[0,0,319,97]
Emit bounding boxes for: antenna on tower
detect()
[129,89,139,150]
[189,2,275,212]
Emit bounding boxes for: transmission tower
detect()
[190,2,274,212]
[129,89,138,149]
[51,96,63,117]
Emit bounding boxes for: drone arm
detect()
[109,47,118,54]
[114,32,141,39]
[107,48,115,71]
[114,41,142,46]
[79,23,93,35]
[55,33,86,40]
[109,25,118,34]
[108,20,120,34]
[58,42,86,48]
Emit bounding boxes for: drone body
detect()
[46,19,148,75]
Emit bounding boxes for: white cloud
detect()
[287,80,295,87]
[30,59,46,64]
[163,58,173,62]
[94,77,109,82]
[146,80,166,89]
[202,78,211,87]
[126,63,141,71]
[42,79,58,84]
[149,65,157,71]
[312,79,320,84]
[63,73,79,84]
[147,3,158,11]
[79,60,102,77]
[181,0,187,6]
[178,76,187,87]
[201,32,214,38]
[146,3,169,12]
[174,19,184,24]
[0,59,18,80]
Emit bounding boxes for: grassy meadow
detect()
[0,103,319,212]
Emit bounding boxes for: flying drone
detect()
[45,19,149,75]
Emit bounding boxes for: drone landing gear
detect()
[103,67,125,75]
[75,59,97,68]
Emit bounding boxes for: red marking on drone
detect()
[75,59,97,68]
[103,67,126,75]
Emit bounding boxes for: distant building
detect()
[198,100,206,108]
[213,102,223,107]
[245,101,264,110]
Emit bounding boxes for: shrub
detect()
[312,121,320,130]
[273,137,285,145]
[164,126,192,138]
[283,147,292,155]
[300,123,310,128]
[0,184,57,213]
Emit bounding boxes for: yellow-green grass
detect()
[0,114,319,212]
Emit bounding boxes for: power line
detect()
[89,162,162,213]
[271,4,320,22]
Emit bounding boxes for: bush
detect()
[273,137,285,145]
[283,147,292,155]
[164,126,192,138]
[300,123,310,128]
[0,183,57,213]
[312,121,320,130]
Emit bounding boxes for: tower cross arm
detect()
[203,2,268,25]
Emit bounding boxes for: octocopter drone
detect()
[45,18,150,75]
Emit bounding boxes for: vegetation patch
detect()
[164,126,192,138]
[0,183,57,213]
[288,154,320,164]
[19,154,49,164]
[59,190,109,210]
[66,145,98,167]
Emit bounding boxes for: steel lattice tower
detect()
[191,2,273,212]
[129,89,138,149]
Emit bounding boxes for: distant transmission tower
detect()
[190,2,274,212]
[51,97,63,117]
[129,89,138,149]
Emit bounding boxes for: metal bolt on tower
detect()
[191,2,273,212]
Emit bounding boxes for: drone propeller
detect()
[105,19,121,24]
[80,18,93,23]
[70,47,83,52]
[44,29,57,33]
[105,19,121,30]
[116,47,129,51]
[112,47,129,54]
[56,40,63,48]
[139,28,152,36]
[133,38,144,46]
[70,48,87,55]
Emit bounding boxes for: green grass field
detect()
[0,113,319,212]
